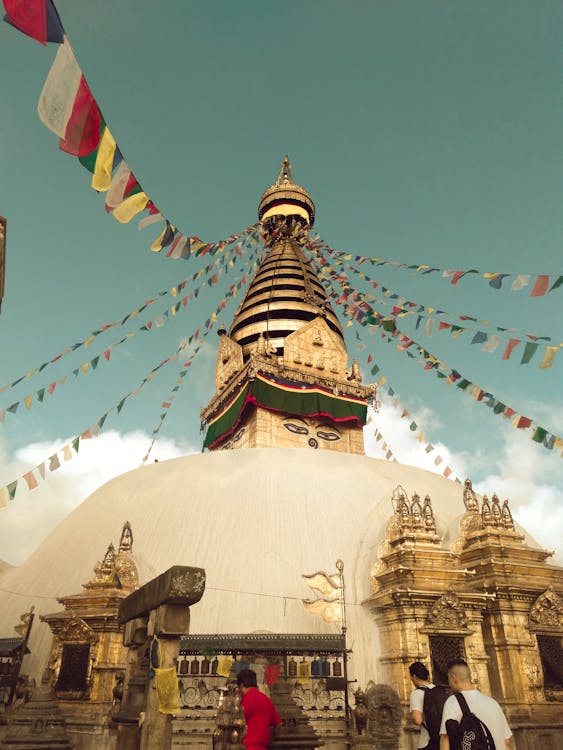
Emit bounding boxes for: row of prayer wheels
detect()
[177,655,343,678]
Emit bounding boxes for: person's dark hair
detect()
[236,668,258,688]
[447,659,469,672]
[409,661,430,680]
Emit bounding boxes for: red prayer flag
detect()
[59,76,102,156]
[451,271,465,285]
[501,338,520,360]
[367,353,373,363]
[530,275,550,297]
[4,0,45,43]
[438,322,451,331]
[265,664,281,686]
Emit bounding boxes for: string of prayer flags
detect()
[4,2,260,258]
[323,251,560,355]
[0,232,260,404]
[318,258,562,456]
[310,235,561,296]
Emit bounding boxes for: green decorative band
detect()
[204,372,367,448]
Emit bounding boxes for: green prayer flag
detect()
[8,480,18,500]
[549,275,563,292]
[493,401,506,414]
[91,356,100,370]
[37,388,45,402]
[117,399,126,413]
[532,426,548,443]
[520,342,538,365]
[72,437,80,453]
[409,421,417,431]
[456,379,471,390]
[370,364,380,376]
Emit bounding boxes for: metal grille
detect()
[537,635,563,689]
[429,635,466,687]
[56,644,90,692]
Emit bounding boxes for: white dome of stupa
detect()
[0,447,506,687]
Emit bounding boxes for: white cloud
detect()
[0,431,195,566]
[364,401,563,561]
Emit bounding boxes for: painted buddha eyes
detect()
[283,420,309,435]
[282,419,341,443]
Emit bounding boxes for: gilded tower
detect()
[201,158,375,453]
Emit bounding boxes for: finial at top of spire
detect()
[275,155,293,186]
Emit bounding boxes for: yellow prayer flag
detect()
[63,445,72,462]
[170,287,178,297]
[540,346,558,370]
[91,126,117,192]
[112,192,149,224]
[150,224,168,252]
[24,395,33,410]
[154,667,180,714]
[483,273,499,279]
[84,336,95,348]
[26,369,38,379]
[216,656,234,678]
[297,661,311,684]
[81,362,90,374]
[0,487,6,508]
[346,320,354,327]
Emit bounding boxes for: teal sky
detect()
[0,1,561,562]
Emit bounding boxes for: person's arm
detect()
[440,734,450,750]
[411,709,423,726]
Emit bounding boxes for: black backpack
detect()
[445,692,495,750]
[419,685,447,750]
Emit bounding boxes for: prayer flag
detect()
[216,656,234,678]
[38,463,46,480]
[297,661,311,683]
[481,335,500,353]
[540,346,558,370]
[511,274,530,291]
[8,481,18,500]
[512,415,532,429]
[154,667,180,714]
[105,161,132,211]
[501,338,520,360]
[530,275,550,297]
[23,471,38,490]
[3,0,64,44]
[532,426,548,444]
[59,75,101,156]
[549,276,563,293]
[266,664,281,686]
[112,192,149,223]
[91,126,117,191]
[0,488,6,508]
[49,453,60,471]
[488,274,509,289]
[520,342,538,365]
[38,39,82,137]
[471,331,487,345]
[63,444,72,461]
[434,456,443,466]
[24,395,33,410]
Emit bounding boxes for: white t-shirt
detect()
[440,689,512,750]
[409,683,435,748]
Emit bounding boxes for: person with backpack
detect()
[409,661,446,750]
[439,659,513,750]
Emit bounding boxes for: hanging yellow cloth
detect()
[216,656,234,677]
[154,667,180,714]
[91,126,117,192]
[112,192,149,223]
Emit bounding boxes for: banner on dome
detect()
[204,372,368,449]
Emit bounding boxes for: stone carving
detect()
[501,499,515,531]
[411,494,423,530]
[481,495,493,526]
[530,588,563,631]
[491,493,503,527]
[423,495,436,533]
[352,687,368,735]
[463,478,480,513]
[215,333,244,390]
[427,591,468,630]
[170,568,206,598]
[365,682,402,750]
[58,617,98,644]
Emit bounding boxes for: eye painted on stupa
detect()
[283,418,309,435]
[316,425,341,442]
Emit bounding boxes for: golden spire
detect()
[229,158,342,359]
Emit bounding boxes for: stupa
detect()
[0,160,561,750]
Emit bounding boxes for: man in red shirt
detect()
[237,668,282,750]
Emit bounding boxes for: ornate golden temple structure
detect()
[0,161,561,750]
[201,157,375,455]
